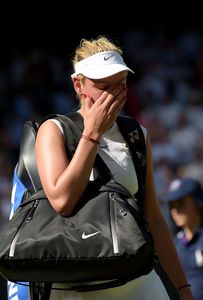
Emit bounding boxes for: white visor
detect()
[71,51,134,79]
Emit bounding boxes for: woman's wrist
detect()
[178,283,193,298]
[81,135,100,145]
[82,129,101,141]
[178,283,191,291]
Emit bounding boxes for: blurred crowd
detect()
[1,30,203,229]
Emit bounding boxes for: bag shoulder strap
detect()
[16,120,42,194]
[16,112,81,195]
[16,114,63,195]
[116,114,146,204]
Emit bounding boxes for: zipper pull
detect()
[109,192,114,200]
[120,209,127,216]
[26,200,39,223]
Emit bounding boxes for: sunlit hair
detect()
[72,36,123,70]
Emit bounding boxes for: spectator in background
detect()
[164,177,203,300]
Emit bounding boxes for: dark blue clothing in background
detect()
[174,227,203,300]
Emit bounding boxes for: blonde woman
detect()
[35,36,194,299]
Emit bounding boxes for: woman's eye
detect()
[98,86,108,91]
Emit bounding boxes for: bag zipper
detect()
[9,200,39,257]
[109,192,119,254]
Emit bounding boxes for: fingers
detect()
[82,94,93,112]
[91,86,126,123]
[82,85,127,135]
[96,86,126,111]
[93,90,111,106]
[108,94,127,121]
[106,87,127,112]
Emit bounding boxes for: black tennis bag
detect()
[0,113,155,290]
[0,182,154,285]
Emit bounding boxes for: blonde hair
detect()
[72,36,122,70]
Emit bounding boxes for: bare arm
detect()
[143,134,194,299]
[35,120,98,216]
[35,85,126,216]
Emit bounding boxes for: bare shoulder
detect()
[35,119,64,152]
[37,119,63,139]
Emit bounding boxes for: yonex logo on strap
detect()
[129,129,139,143]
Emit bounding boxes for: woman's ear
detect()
[72,77,82,95]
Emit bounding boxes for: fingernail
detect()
[81,93,87,98]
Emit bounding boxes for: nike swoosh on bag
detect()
[82,231,100,239]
